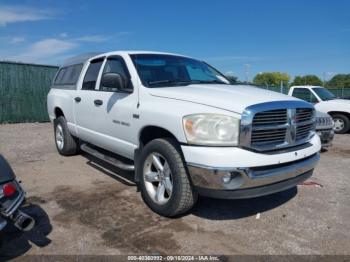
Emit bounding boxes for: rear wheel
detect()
[332,114,350,134]
[54,116,79,156]
[0,231,3,248]
[138,138,197,217]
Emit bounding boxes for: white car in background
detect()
[315,111,334,149]
[288,86,350,134]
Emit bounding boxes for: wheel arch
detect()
[138,125,180,146]
[134,125,183,183]
[328,111,350,133]
[54,107,65,118]
[328,111,350,119]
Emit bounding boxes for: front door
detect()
[75,55,139,159]
[93,56,139,158]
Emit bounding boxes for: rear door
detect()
[74,57,105,144]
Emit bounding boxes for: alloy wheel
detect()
[334,118,345,132]
[143,152,173,205]
[55,124,64,150]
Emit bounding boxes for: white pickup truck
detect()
[47,51,321,217]
[288,85,350,134]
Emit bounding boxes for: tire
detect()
[137,138,197,217]
[54,116,79,156]
[332,114,350,134]
[0,231,3,248]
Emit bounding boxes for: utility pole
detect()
[323,72,326,87]
[244,64,251,83]
[280,80,284,94]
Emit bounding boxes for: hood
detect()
[315,99,350,114]
[321,99,350,106]
[0,155,15,183]
[150,84,300,114]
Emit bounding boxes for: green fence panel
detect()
[0,62,58,123]
[328,88,350,98]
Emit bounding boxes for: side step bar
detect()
[80,143,135,171]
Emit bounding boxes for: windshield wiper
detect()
[193,80,227,85]
[324,97,336,101]
[148,80,193,86]
[148,79,227,87]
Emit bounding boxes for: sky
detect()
[0,0,349,81]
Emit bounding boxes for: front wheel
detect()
[137,138,197,217]
[332,114,350,134]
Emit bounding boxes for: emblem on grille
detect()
[286,108,297,144]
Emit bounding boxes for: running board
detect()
[80,144,135,171]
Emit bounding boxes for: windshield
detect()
[313,87,336,101]
[130,54,230,87]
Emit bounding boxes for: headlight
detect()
[183,114,240,146]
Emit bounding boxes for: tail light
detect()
[3,183,16,197]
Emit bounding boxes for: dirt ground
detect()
[0,123,349,258]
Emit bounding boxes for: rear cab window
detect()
[53,64,83,88]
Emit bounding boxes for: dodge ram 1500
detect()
[47,51,321,217]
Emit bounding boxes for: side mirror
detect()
[101,73,126,91]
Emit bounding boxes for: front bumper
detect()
[195,170,313,199]
[182,135,321,199]
[317,128,334,148]
[188,154,318,199]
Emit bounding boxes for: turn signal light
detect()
[3,183,16,197]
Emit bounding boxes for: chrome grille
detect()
[251,109,287,145]
[251,128,286,144]
[253,109,287,126]
[296,108,314,122]
[296,108,314,140]
[240,101,315,152]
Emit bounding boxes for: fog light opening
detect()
[221,172,232,184]
[221,171,242,184]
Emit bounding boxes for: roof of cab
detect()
[61,50,193,67]
[290,85,323,88]
[61,52,102,67]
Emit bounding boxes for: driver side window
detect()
[292,88,318,103]
[99,56,133,92]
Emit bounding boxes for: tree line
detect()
[225,73,350,88]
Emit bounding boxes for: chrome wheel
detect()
[143,152,173,205]
[334,118,345,132]
[55,124,64,150]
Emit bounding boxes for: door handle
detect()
[74,97,81,102]
[94,99,103,106]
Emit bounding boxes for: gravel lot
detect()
[0,123,349,258]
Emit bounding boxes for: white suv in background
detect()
[289,86,350,133]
